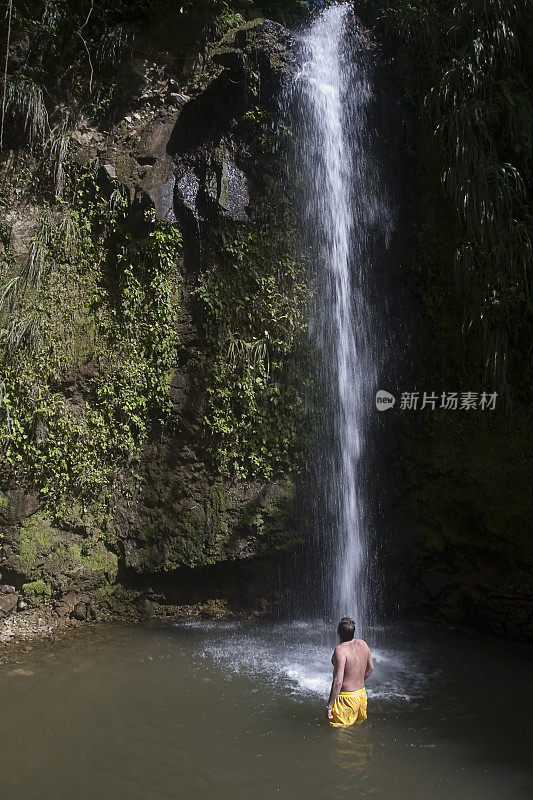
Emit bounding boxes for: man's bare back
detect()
[331,639,373,691]
[326,617,374,722]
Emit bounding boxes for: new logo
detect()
[375,390,396,411]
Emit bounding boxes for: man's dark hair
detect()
[337,616,355,642]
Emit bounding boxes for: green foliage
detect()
[0,0,315,576]
[5,76,49,147]
[1,0,307,142]
[242,105,272,125]
[241,105,294,151]
[0,164,182,508]
[194,203,312,479]
[22,579,51,598]
[359,0,532,402]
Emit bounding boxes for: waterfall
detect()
[287,4,392,632]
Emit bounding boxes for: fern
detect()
[368,0,532,398]
[5,77,49,147]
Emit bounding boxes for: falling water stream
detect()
[289,4,391,626]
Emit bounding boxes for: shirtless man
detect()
[326,616,374,727]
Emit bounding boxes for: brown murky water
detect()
[0,620,531,800]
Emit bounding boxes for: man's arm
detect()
[326,648,346,719]
[364,647,374,681]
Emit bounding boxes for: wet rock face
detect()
[0,492,118,629]
[0,490,40,526]
[110,18,304,577]
[174,143,251,224]
[0,16,304,638]
[168,19,295,228]
[387,544,533,642]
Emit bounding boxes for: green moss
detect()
[98,585,116,598]
[242,480,300,551]
[17,514,55,574]
[160,508,218,570]
[22,579,51,598]
[215,17,262,51]
[68,541,118,581]
[0,494,7,509]
[137,481,235,571]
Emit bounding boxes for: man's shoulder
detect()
[335,639,370,654]
[334,642,349,656]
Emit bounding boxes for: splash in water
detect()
[188,620,425,702]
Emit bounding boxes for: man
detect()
[326,616,374,727]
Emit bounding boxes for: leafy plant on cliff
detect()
[194,204,312,479]
[358,0,532,403]
[5,76,49,148]
[0,164,182,508]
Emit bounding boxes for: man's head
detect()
[337,616,355,642]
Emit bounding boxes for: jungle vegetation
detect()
[0,0,531,518]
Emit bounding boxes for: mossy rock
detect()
[68,540,119,581]
[215,18,264,52]
[17,514,57,576]
[3,510,118,597]
[22,579,52,601]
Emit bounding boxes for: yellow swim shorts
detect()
[329,688,368,727]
